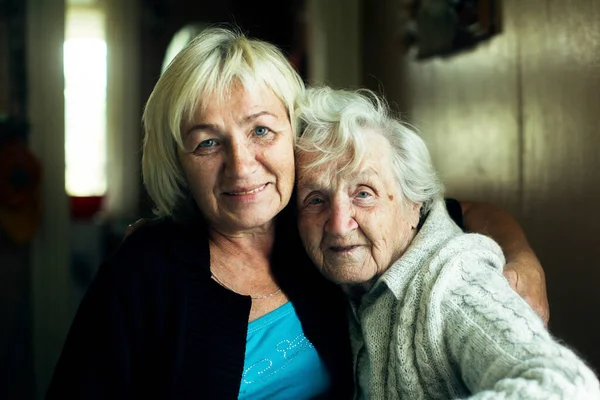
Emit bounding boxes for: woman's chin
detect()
[214,208,284,235]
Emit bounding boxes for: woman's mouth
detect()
[225,184,268,196]
[330,245,360,253]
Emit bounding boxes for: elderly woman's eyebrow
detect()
[298,168,380,189]
[347,168,380,184]
[297,182,325,192]
[359,168,380,178]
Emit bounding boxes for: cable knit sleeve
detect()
[436,235,600,399]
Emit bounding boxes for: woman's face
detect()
[296,130,420,292]
[178,84,295,235]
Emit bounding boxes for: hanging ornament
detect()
[0,138,42,244]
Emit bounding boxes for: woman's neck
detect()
[208,225,275,262]
[207,223,289,321]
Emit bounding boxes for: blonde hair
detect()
[142,26,305,219]
[296,86,444,214]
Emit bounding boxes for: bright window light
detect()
[64,6,107,196]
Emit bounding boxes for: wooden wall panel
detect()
[364,0,522,211]
[307,0,362,88]
[518,0,600,368]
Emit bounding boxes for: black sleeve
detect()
[46,262,132,399]
[444,197,465,231]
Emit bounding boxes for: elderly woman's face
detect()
[178,84,295,235]
[296,130,420,290]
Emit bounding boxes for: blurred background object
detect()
[1,0,600,398]
[0,135,42,245]
[400,0,500,59]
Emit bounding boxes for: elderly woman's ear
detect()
[409,202,423,230]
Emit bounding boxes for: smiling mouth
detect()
[225,184,268,196]
[329,245,360,253]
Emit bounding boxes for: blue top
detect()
[239,301,331,399]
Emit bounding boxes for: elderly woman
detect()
[48,27,548,399]
[295,86,600,399]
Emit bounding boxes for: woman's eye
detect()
[254,126,269,136]
[356,191,371,199]
[198,139,216,148]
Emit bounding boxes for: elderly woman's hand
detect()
[503,252,550,326]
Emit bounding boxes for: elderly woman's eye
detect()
[308,197,324,205]
[357,191,371,198]
[254,126,269,136]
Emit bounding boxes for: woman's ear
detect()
[411,202,423,230]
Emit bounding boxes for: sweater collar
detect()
[364,198,462,302]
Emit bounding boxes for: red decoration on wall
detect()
[0,139,40,207]
[0,138,42,244]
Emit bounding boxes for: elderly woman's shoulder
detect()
[443,232,504,258]
[431,231,506,283]
[424,199,505,268]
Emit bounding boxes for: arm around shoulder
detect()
[458,200,549,325]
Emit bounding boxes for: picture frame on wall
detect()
[401,0,501,60]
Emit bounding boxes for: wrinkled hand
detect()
[124,218,151,239]
[504,258,550,327]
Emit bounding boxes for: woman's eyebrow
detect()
[241,111,277,123]
[184,111,278,136]
[184,123,218,137]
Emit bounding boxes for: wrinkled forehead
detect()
[296,150,348,182]
[297,131,390,177]
[296,151,382,193]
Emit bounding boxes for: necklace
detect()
[211,272,282,300]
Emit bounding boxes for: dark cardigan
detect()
[46,210,353,399]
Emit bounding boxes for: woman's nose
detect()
[225,138,258,178]
[325,199,358,237]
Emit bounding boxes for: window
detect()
[64,3,107,197]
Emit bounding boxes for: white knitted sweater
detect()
[349,199,600,399]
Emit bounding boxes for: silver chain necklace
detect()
[211,272,282,300]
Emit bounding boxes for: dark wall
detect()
[0,231,32,400]
[139,0,299,102]
[0,0,33,398]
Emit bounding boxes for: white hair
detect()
[142,26,305,220]
[296,86,444,214]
